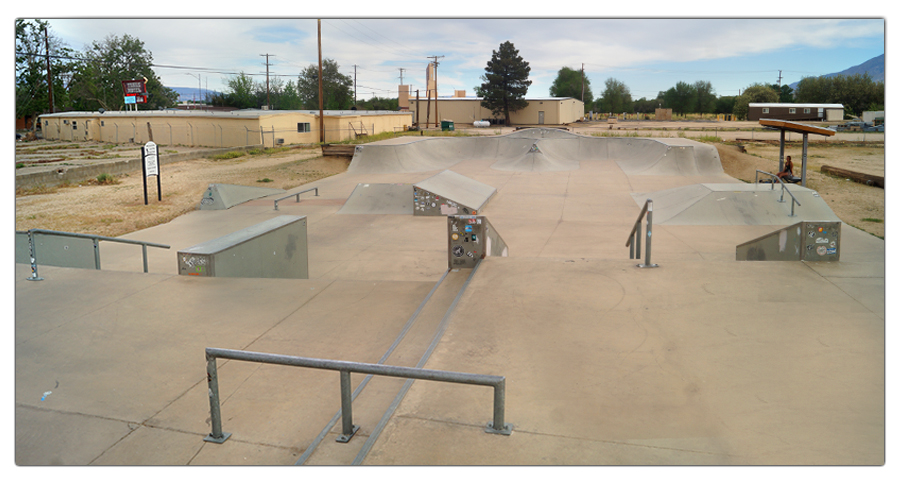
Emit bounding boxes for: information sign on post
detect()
[142,141,161,205]
[122,78,148,109]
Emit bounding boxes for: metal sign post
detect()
[142,141,161,205]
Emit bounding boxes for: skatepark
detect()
[15,128,884,466]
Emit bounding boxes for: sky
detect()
[35,16,886,103]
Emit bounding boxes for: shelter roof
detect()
[759,119,836,136]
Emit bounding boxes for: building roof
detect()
[408,96,582,103]
[749,103,844,109]
[39,109,410,119]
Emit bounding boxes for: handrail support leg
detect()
[26,230,43,281]
[203,354,232,443]
[485,379,513,435]
[635,221,642,260]
[336,370,360,442]
[92,237,101,270]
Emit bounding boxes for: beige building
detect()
[408,95,584,127]
[39,109,412,147]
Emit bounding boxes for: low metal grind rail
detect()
[23,228,170,281]
[203,347,512,445]
[273,187,319,210]
[625,199,658,268]
[755,170,802,217]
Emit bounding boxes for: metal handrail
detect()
[273,187,319,210]
[23,228,170,281]
[755,170,802,217]
[203,347,512,445]
[625,199,658,268]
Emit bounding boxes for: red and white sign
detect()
[122,79,147,96]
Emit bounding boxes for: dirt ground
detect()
[15,146,350,238]
[716,141,885,238]
[14,136,885,239]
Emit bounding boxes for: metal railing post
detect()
[626,199,657,268]
[203,353,232,443]
[641,202,657,268]
[634,220,642,260]
[142,244,149,273]
[26,230,43,281]
[489,379,507,433]
[92,237,101,270]
[336,370,360,442]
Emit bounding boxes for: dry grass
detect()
[16,147,350,237]
[715,142,885,238]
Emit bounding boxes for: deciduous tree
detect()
[550,66,592,107]
[599,78,632,114]
[222,72,258,109]
[693,80,716,117]
[68,33,177,111]
[732,83,779,120]
[297,58,354,110]
[15,19,76,120]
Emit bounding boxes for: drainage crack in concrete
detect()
[393,414,738,458]
[802,261,883,316]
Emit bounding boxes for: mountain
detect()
[789,54,884,89]
[166,86,222,102]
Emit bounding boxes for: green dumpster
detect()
[441,120,454,131]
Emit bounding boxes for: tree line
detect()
[551,73,884,120]
[17,20,884,125]
[16,19,396,122]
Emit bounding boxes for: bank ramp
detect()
[348,128,723,176]
[631,183,839,225]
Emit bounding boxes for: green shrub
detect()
[96,173,118,185]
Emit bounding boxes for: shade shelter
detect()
[759,119,836,187]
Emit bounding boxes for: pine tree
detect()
[476,41,532,125]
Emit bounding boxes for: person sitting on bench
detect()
[776,156,800,183]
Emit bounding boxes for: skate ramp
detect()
[337,183,414,215]
[632,184,840,225]
[413,170,496,216]
[199,183,285,210]
[348,128,723,176]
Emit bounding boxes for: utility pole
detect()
[777,70,783,87]
[317,20,324,144]
[428,55,444,128]
[260,53,274,109]
[353,64,358,105]
[45,26,54,113]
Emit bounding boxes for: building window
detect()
[297,122,311,133]
[789,108,796,114]
[72,122,77,130]
[101,121,105,126]
[762,108,769,114]
[804,108,811,114]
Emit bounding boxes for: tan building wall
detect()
[40,110,412,147]
[409,97,584,126]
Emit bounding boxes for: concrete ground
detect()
[14,131,885,475]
